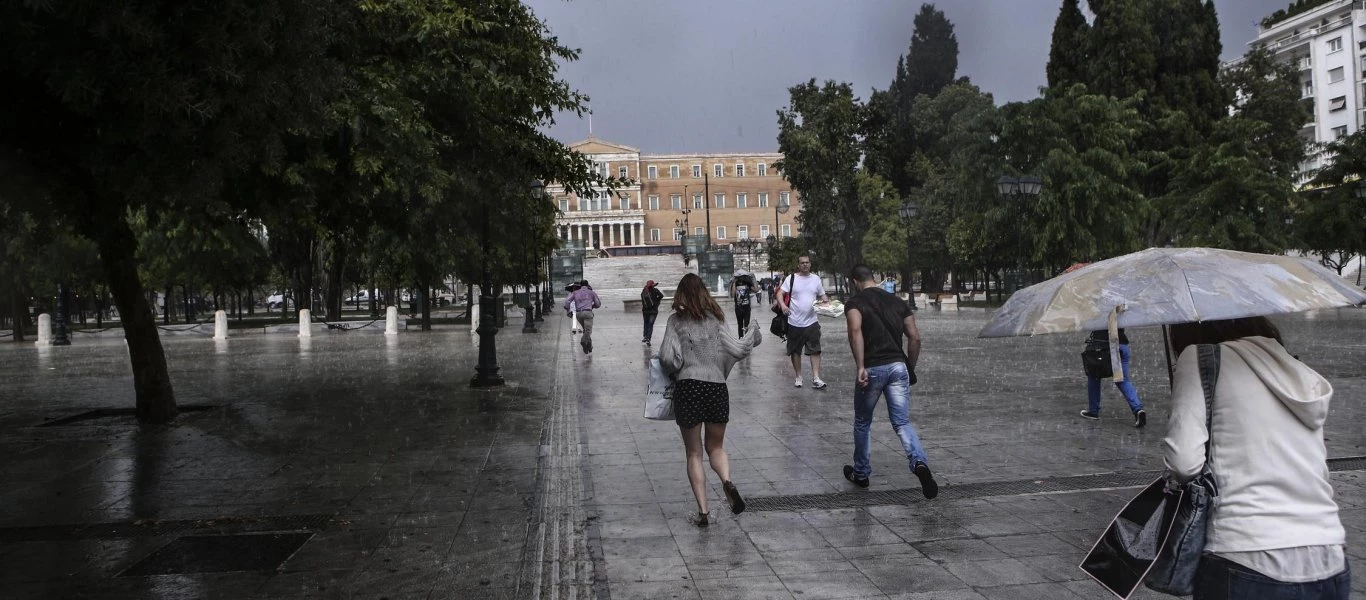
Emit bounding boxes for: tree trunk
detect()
[163,283,172,324]
[11,287,26,343]
[419,283,432,331]
[325,243,346,322]
[99,219,177,423]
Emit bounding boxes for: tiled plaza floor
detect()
[0,256,1362,599]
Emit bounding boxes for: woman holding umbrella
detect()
[1163,317,1348,599]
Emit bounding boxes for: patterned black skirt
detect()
[673,379,730,428]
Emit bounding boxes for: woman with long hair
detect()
[1164,317,1348,599]
[658,273,761,527]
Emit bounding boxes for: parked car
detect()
[347,290,383,306]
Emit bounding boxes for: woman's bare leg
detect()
[704,422,730,482]
[679,423,708,514]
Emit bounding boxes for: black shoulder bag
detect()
[1080,344,1220,598]
[1082,336,1114,379]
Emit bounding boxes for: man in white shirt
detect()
[778,255,829,389]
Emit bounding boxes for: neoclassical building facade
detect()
[546,137,802,251]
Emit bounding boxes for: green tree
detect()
[1305,128,1366,272]
[1086,0,1158,100]
[1000,85,1150,270]
[1047,0,1091,89]
[902,4,959,101]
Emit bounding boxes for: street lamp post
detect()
[53,283,72,346]
[995,175,1044,292]
[834,218,849,300]
[522,181,544,334]
[471,199,505,387]
[898,201,919,307]
[675,208,693,266]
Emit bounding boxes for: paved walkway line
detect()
[524,320,595,600]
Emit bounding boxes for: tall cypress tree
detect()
[1086,0,1158,100]
[1047,0,1090,89]
[903,3,959,101]
[1149,0,1226,135]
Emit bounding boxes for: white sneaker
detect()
[812,378,827,390]
[794,377,803,388]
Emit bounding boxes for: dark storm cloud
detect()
[526,0,1292,153]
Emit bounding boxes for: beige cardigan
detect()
[657,313,761,383]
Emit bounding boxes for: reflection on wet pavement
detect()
[0,255,1362,599]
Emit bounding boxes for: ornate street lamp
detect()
[996,175,1044,292]
[898,201,918,304]
[472,193,507,387]
[522,181,544,334]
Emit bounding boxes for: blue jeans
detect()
[1194,554,1350,600]
[1087,343,1143,415]
[852,362,927,479]
[643,312,658,341]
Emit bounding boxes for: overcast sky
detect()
[525,0,1289,153]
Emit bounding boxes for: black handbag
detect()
[1081,338,1113,379]
[1080,344,1220,598]
[769,314,787,338]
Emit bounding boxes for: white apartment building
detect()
[1242,0,1366,186]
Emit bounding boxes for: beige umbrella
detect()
[979,247,1366,338]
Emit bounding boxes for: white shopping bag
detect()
[644,357,675,420]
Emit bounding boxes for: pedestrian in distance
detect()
[777,255,829,389]
[1079,328,1147,427]
[640,280,664,345]
[563,280,601,354]
[729,273,757,338]
[842,264,937,498]
[564,283,583,334]
[658,273,762,527]
[1163,317,1349,599]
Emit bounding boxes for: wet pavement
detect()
[0,255,1362,599]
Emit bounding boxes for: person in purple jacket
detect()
[563,280,601,354]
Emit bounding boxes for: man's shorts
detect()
[785,322,822,356]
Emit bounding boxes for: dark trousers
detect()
[735,305,751,337]
[1194,554,1350,600]
[642,312,658,341]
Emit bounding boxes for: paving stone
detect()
[2,257,1362,599]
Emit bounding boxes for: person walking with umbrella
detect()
[1163,317,1348,598]
[564,280,600,354]
[729,272,757,338]
[640,280,663,345]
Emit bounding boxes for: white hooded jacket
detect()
[1163,336,1345,556]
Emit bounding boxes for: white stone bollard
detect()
[298,309,311,337]
[214,310,228,340]
[470,304,480,334]
[35,313,52,346]
[385,306,398,335]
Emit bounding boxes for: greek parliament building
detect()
[1232,0,1366,186]
[544,137,802,251]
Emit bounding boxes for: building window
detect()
[694,227,704,236]
[779,191,790,206]
[735,163,745,177]
[673,228,683,241]
[713,163,723,178]
[1333,125,1349,138]
[1304,81,1315,97]
[559,198,569,212]
[618,166,628,179]
[595,162,608,178]
[647,165,657,180]
[670,165,679,179]
[1331,95,1347,111]
[737,225,749,239]
[716,226,726,240]
[670,194,681,209]
[648,195,659,210]
[692,164,701,178]
[758,192,769,208]
[577,196,588,211]
[714,193,725,209]
[757,163,767,177]
[737,193,748,208]
[781,224,791,237]
[622,194,633,210]
[692,194,704,209]
[1328,37,1343,52]
[650,228,661,242]
[760,224,770,238]
[1330,67,1345,83]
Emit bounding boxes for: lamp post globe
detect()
[996,175,1043,292]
